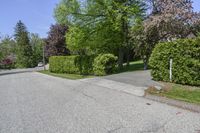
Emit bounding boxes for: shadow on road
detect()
[0,68,44,76]
[0,71,34,76]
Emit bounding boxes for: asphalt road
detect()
[0,72,200,133]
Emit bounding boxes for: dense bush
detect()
[49,55,95,74]
[93,54,118,76]
[149,38,200,86]
[75,55,95,75]
[49,54,117,76]
[49,56,79,73]
[0,58,15,69]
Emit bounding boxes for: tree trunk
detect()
[144,61,148,70]
[121,17,129,68]
[143,55,148,70]
[118,47,124,70]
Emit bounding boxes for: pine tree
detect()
[14,20,33,68]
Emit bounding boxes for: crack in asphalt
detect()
[107,125,124,133]
[71,83,97,101]
[81,92,97,101]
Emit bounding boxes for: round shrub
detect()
[93,54,118,76]
[149,38,200,86]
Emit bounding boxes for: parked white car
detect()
[37,62,44,67]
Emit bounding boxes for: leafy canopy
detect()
[55,0,146,56]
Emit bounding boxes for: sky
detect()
[0,0,59,38]
[0,0,200,38]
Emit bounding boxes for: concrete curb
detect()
[145,94,200,113]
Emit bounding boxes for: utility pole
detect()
[43,45,46,70]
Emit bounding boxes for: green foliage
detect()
[49,54,117,76]
[54,0,80,25]
[131,21,160,69]
[55,0,146,68]
[147,83,200,104]
[49,56,79,74]
[0,58,15,69]
[66,26,89,54]
[93,54,118,76]
[117,60,144,73]
[49,55,95,75]
[74,55,95,75]
[0,52,3,61]
[0,36,16,61]
[40,70,94,80]
[149,38,200,86]
[164,85,200,104]
[30,33,44,66]
[14,20,34,68]
[0,36,16,69]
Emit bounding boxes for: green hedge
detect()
[49,55,95,74]
[49,56,95,75]
[93,54,118,76]
[74,55,95,74]
[49,54,118,76]
[49,56,79,74]
[149,38,200,86]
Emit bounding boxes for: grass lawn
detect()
[39,70,95,80]
[146,83,200,104]
[117,60,144,73]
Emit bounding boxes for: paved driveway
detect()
[104,70,161,87]
[0,72,200,133]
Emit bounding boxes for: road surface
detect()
[0,72,200,133]
[104,70,161,87]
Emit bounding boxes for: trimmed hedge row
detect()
[49,54,117,76]
[49,56,79,74]
[149,38,200,86]
[75,55,95,75]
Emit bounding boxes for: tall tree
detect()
[0,33,2,41]
[144,0,198,41]
[0,36,17,69]
[14,20,33,68]
[55,0,146,69]
[131,21,159,70]
[30,33,44,65]
[131,0,200,70]
[45,24,69,58]
[0,36,16,62]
